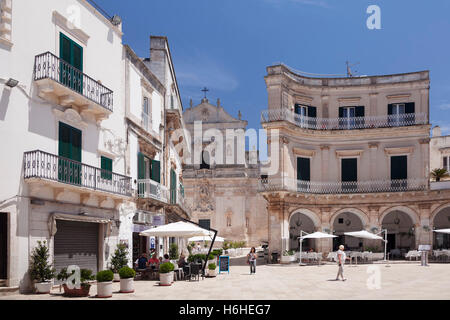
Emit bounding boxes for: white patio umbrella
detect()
[298,231,337,265]
[434,228,450,234]
[344,230,387,261]
[139,221,211,238]
[188,235,225,242]
[344,230,384,240]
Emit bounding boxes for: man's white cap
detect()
[339,245,345,250]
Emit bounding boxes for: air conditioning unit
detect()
[145,213,153,224]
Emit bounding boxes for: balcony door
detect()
[388,103,415,126]
[391,156,407,189]
[339,106,365,129]
[138,153,160,198]
[297,157,310,191]
[341,158,357,191]
[294,104,316,128]
[58,122,82,185]
[59,33,83,94]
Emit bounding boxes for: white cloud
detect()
[438,103,450,110]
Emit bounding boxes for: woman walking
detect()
[247,247,257,274]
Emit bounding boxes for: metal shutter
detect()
[54,220,99,275]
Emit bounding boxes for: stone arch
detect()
[288,208,320,251]
[330,207,369,228]
[379,206,420,226]
[288,208,321,228]
[430,202,450,224]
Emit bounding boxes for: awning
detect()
[434,228,450,234]
[344,230,384,240]
[300,232,337,240]
[139,221,211,238]
[48,212,112,237]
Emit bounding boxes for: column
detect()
[419,138,430,181]
[368,206,382,250]
[320,145,330,182]
[417,203,432,247]
[368,143,379,181]
[318,207,332,253]
[267,198,285,261]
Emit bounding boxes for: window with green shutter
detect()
[101,156,112,180]
[59,33,83,94]
[170,169,177,204]
[58,122,82,185]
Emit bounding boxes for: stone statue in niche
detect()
[195,181,214,213]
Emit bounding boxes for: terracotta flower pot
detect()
[62,283,91,297]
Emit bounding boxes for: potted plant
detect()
[119,266,136,293]
[281,250,294,264]
[29,241,56,294]
[207,253,216,266]
[207,263,217,277]
[57,268,95,297]
[169,243,179,260]
[110,243,128,282]
[96,270,114,298]
[431,168,449,182]
[159,262,174,286]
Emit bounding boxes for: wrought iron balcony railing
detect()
[34,52,114,111]
[23,150,132,196]
[258,177,428,194]
[137,179,169,203]
[261,109,427,130]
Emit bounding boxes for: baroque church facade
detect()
[182,97,268,246]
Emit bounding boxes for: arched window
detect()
[200,151,210,169]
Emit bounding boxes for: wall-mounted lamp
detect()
[5,78,19,88]
[115,219,121,228]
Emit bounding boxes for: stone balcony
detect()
[33,52,113,122]
[261,109,427,131]
[23,150,132,206]
[258,177,428,194]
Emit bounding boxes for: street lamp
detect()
[5,78,19,88]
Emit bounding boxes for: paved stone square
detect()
[2,262,450,300]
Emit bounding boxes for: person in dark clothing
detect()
[136,253,148,270]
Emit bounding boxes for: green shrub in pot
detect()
[118,266,136,279]
[159,262,174,274]
[96,270,114,282]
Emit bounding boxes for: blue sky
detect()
[93,0,450,138]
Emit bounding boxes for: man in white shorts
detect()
[336,245,347,281]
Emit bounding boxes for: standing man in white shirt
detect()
[336,245,347,281]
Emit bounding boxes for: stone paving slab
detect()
[2,263,450,300]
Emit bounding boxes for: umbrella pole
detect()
[298,230,307,266]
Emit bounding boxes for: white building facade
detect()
[0,0,136,293]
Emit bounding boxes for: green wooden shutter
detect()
[170,169,177,204]
[101,156,112,180]
[307,106,317,118]
[297,157,310,181]
[137,152,145,196]
[138,153,145,179]
[58,122,71,159]
[151,160,160,183]
[59,33,83,93]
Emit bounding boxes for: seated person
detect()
[136,253,148,270]
[162,254,170,263]
[178,254,187,268]
[148,253,159,270]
